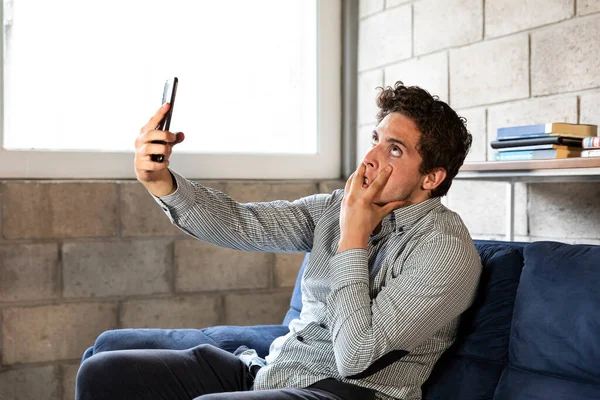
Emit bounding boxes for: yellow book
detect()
[544,123,597,137]
[552,148,582,159]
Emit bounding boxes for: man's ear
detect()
[421,168,447,191]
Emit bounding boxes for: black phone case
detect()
[152,77,178,162]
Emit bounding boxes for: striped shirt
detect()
[154,170,482,400]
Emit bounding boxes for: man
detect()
[76,82,482,400]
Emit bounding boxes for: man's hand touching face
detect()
[337,163,408,253]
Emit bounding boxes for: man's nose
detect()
[363,145,380,171]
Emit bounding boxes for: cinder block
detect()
[224,291,292,325]
[457,107,487,162]
[532,14,600,96]
[119,182,183,237]
[0,366,59,400]
[225,182,317,203]
[62,240,171,298]
[2,302,117,364]
[580,91,600,125]
[486,95,577,160]
[2,182,117,239]
[486,0,573,38]
[274,253,306,288]
[384,51,449,102]
[61,364,79,400]
[268,183,319,202]
[529,183,600,239]
[414,0,482,55]
[175,240,271,292]
[578,0,600,15]
[450,34,529,109]
[386,0,411,7]
[358,69,384,125]
[446,181,528,237]
[120,295,221,329]
[360,0,384,18]
[318,181,345,194]
[0,244,59,302]
[359,5,412,71]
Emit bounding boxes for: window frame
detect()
[0,0,341,180]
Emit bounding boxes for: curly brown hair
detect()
[376,81,472,198]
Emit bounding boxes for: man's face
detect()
[362,112,427,206]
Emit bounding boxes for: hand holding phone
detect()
[151,77,178,163]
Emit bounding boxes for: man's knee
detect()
[189,343,220,359]
[75,351,133,399]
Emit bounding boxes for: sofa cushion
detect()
[493,241,600,400]
[423,242,524,399]
[494,366,600,400]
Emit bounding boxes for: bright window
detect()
[0,0,341,179]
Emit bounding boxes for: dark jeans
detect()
[76,344,376,400]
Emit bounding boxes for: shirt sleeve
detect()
[326,234,482,378]
[150,169,336,253]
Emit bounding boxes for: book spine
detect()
[497,124,546,139]
[497,144,559,151]
[497,132,551,140]
[581,149,600,157]
[582,137,600,149]
[547,123,598,136]
[494,151,534,161]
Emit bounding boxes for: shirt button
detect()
[296,335,304,342]
[319,323,327,329]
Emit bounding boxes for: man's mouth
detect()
[362,176,369,188]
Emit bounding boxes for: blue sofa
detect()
[82,240,600,399]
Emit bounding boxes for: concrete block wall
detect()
[0,179,344,399]
[358,0,600,244]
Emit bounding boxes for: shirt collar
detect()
[389,196,442,233]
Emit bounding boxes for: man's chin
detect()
[374,196,411,208]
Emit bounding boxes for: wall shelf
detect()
[455,158,600,240]
[458,158,600,182]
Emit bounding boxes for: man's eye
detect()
[391,146,402,156]
[371,136,378,146]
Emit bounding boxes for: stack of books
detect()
[491,122,598,161]
[582,137,600,157]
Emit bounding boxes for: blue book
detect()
[494,148,581,161]
[497,123,597,140]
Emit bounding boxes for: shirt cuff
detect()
[329,249,369,290]
[151,170,196,220]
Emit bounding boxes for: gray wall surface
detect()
[358,0,600,244]
[0,179,344,399]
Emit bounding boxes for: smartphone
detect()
[151,77,178,163]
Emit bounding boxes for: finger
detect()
[365,165,392,201]
[139,143,170,157]
[349,163,366,193]
[140,129,178,145]
[173,132,185,145]
[138,159,170,172]
[140,103,170,133]
[344,172,354,194]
